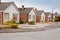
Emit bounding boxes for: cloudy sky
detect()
[1,0,60,13]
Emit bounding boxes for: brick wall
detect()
[19,14,28,22]
[36,16,40,22]
[0,12,3,24]
[45,16,48,22]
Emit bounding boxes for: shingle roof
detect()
[19,8,33,14]
[44,12,51,16]
[55,14,60,16]
[35,10,44,16]
[0,2,13,10]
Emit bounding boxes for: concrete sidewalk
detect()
[18,23,51,29]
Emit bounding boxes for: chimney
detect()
[22,5,24,9]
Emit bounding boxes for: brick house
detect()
[19,5,36,22]
[51,13,56,22]
[35,9,52,22]
[44,12,52,22]
[0,2,19,24]
[35,9,45,22]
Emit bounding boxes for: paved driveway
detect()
[0,28,60,40]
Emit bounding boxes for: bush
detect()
[19,20,26,24]
[3,20,18,29]
[11,19,17,24]
[28,21,35,25]
[55,18,59,22]
[11,24,18,29]
[55,16,60,22]
[3,20,17,25]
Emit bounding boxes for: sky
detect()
[1,0,60,13]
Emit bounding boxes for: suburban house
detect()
[44,12,52,22]
[0,2,19,24]
[35,9,52,22]
[19,5,36,22]
[35,9,45,22]
[51,13,56,22]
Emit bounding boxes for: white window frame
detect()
[13,13,18,21]
[5,13,9,19]
[29,15,31,19]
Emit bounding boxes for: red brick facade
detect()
[19,14,28,22]
[36,16,41,22]
[45,16,48,22]
[0,12,3,24]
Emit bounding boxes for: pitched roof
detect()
[44,12,51,16]
[55,14,60,16]
[0,2,14,10]
[35,10,44,16]
[19,8,33,14]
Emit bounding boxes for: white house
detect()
[19,5,36,22]
[48,13,51,22]
[35,9,45,22]
[44,12,52,22]
[41,12,45,22]
[0,2,19,24]
[28,9,36,22]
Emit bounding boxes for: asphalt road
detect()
[0,28,60,40]
[0,22,60,40]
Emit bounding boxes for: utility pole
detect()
[52,7,56,22]
[52,8,53,22]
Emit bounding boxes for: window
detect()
[29,15,31,19]
[41,16,44,22]
[49,17,51,22]
[13,13,18,20]
[33,15,35,20]
[5,13,9,19]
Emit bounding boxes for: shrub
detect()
[11,24,18,29]
[19,20,26,24]
[3,21,12,25]
[3,20,18,29]
[28,21,35,25]
[55,18,59,22]
[3,20,17,25]
[11,19,17,24]
[55,16,60,22]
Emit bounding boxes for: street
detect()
[0,22,60,40]
[0,28,60,40]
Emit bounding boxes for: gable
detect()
[29,9,36,15]
[49,14,51,17]
[41,12,45,16]
[3,4,19,13]
[19,8,33,14]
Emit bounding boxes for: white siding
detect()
[28,9,36,22]
[53,15,55,21]
[48,14,51,22]
[41,13,45,22]
[3,4,19,23]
